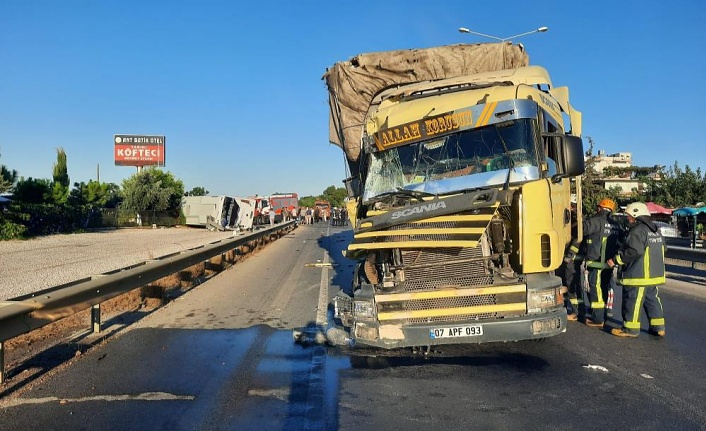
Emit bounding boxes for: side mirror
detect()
[343,175,361,198]
[560,135,585,177]
[543,134,585,180]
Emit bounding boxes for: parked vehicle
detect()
[654,221,678,238]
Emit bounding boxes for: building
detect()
[591,150,637,196]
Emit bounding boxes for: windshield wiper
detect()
[368,188,436,204]
[493,126,517,191]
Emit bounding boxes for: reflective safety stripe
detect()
[377,303,526,321]
[616,255,625,265]
[593,270,604,307]
[586,260,609,269]
[650,318,665,326]
[624,320,641,329]
[624,286,645,330]
[620,276,666,286]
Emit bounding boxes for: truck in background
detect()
[314,199,331,222]
[323,42,584,349]
[181,195,255,232]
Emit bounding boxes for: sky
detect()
[1,1,705,198]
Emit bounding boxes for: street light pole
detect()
[458,26,548,43]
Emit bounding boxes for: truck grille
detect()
[400,247,491,291]
[375,247,526,324]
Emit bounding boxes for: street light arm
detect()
[458,27,504,41]
[502,27,549,41]
[458,26,548,42]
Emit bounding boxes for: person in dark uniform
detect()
[565,198,623,328]
[561,201,584,320]
[607,202,666,338]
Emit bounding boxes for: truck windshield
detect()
[363,118,542,201]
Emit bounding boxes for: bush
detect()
[0,218,27,240]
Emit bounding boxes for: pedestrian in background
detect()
[268,207,275,226]
[565,198,623,328]
[607,202,666,338]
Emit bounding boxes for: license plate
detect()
[430,325,483,339]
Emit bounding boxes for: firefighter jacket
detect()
[580,210,623,269]
[614,216,666,286]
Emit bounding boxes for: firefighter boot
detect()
[611,328,638,338]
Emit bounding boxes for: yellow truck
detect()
[323,42,585,349]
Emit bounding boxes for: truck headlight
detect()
[527,287,562,313]
[353,300,376,320]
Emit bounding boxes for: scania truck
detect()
[323,42,585,349]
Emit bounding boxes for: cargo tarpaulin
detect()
[323,43,530,162]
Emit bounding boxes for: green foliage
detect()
[69,180,122,207]
[581,137,621,211]
[1,202,94,237]
[1,151,18,194]
[51,182,70,204]
[13,177,52,203]
[0,216,27,240]
[120,167,184,213]
[643,162,706,208]
[52,147,70,188]
[298,196,317,207]
[185,186,209,196]
[321,185,347,207]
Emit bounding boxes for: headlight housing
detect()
[527,287,562,313]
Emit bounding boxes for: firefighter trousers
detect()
[620,285,666,335]
[563,260,585,316]
[587,267,613,323]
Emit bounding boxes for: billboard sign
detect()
[114,135,166,166]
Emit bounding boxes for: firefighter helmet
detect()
[597,198,617,212]
[625,202,650,218]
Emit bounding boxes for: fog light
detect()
[354,323,379,340]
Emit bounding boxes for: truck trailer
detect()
[323,42,585,349]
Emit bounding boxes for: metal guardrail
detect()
[0,221,296,383]
[665,247,706,265]
[664,236,706,265]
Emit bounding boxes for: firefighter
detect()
[561,200,584,320]
[565,198,623,328]
[606,202,666,338]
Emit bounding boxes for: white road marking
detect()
[2,391,194,408]
[316,224,331,327]
[248,387,290,402]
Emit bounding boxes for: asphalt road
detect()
[1,223,705,431]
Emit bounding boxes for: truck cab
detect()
[330,64,584,349]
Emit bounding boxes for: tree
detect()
[321,185,347,207]
[12,177,52,204]
[51,147,70,204]
[0,151,18,194]
[69,180,122,207]
[120,167,184,213]
[299,196,316,207]
[185,186,209,196]
[643,162,706,208]
[581,137,620,211]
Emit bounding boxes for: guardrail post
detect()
[0,341,5,384]
[92,303,101,333]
